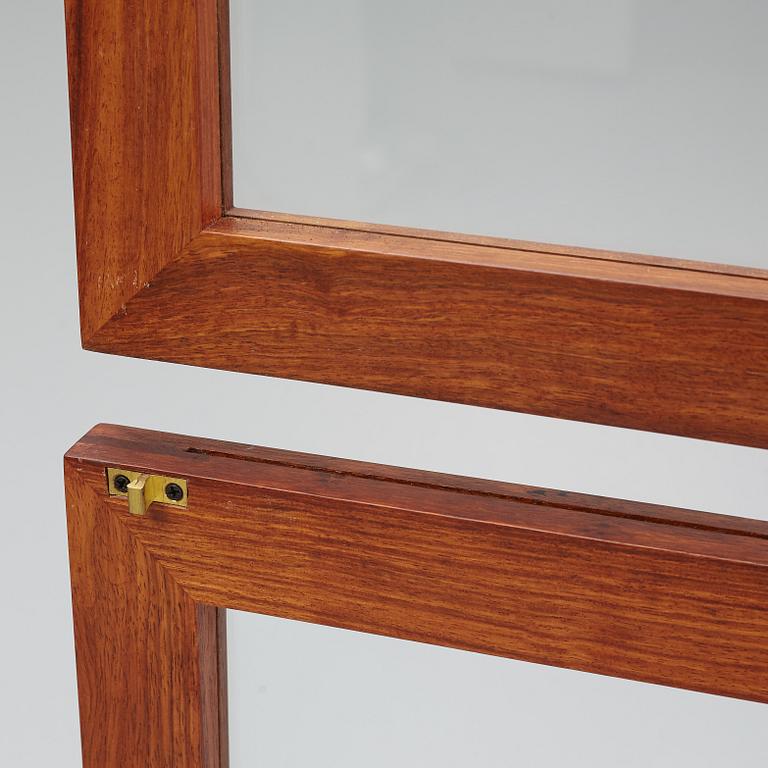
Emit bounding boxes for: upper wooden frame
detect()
[65,0,768,448]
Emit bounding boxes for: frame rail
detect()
[65,424,768,765]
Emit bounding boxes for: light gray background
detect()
[1,2,767,766]
[232,0,768,268]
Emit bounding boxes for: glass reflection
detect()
[231,0,768,268]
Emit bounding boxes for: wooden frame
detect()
[66,424,768,766]
[65,0,768,449]
[63,2,768,763]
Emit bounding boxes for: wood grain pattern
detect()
[64,0,221,341]
[67,424,768,711]
[65,0,768,447]
[217,0,233,212]
[65,453,226,767]
[87,219,768,448]
[226,208,768,279]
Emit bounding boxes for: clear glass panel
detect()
[228,611,768,767]
[230,0,768,268]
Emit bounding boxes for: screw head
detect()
[113,474,130,493]
[165,482,184,502]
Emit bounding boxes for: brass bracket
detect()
[106,468,188,516]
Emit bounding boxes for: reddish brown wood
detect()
[64,0,222,341]
[67,423,768,721]
[87,218,768,448]
[65,451,226,767]
[217,0,233,212]
[64,0,768,448]
[225,207,768,279]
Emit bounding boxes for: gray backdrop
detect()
[2,1,767,766]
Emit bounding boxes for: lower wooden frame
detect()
[65,424,768,766]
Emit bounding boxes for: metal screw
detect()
[165,482,184,502]
[114,474,131,493]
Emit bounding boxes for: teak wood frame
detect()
[65,1,768,765]
[66,425,768,767]
[65,0,768,449]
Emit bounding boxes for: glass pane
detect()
[228,611,768,767]
[230,0,768,269]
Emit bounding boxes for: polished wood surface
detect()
[91,216,768,448]
[66,423,768,748]
[64,0,768,448]
[65,450,226,767]
[64,0,222,341]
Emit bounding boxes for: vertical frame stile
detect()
[217,0,234,212]
[65,460,227,767]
